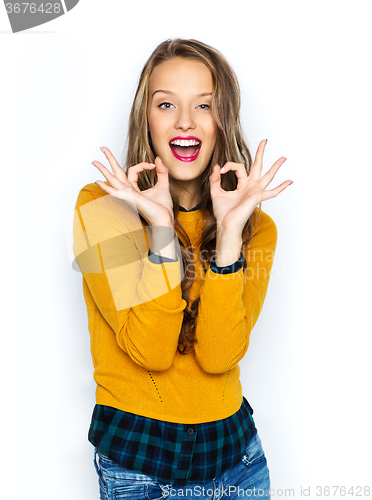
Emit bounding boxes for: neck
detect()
[179,201,200,211]
[173,179,201,211]
[178,193,201,211]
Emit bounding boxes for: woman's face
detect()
[147,57,218,184]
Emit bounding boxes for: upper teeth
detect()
[170,139,200,146]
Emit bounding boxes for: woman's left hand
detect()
[209,139,293,233]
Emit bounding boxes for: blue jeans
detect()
[93,429,271,499]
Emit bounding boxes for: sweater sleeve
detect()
[73,184,187,371]
[194,209,277,374]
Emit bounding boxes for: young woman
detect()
[73,38,292,499]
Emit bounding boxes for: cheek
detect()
[207,119,218,145]
[148,125,161,151]
[147,115,155,139]
[147,108,159,137]
[208,127,218,152]
[148,113,168,144]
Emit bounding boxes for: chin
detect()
[171,164,206,178]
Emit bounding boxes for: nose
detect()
[174,106,196,131]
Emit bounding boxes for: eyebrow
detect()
[151,90,213,97]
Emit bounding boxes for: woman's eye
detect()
[198,104,210,110]
[159,102,174,109]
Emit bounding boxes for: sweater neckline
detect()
[177,204,205,224]
[179,203,201,212]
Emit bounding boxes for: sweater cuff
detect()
[148,248,179,264]
[210,254,243,274]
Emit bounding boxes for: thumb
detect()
[155,156,168,175]
[209,164,221,185]
[154,157,170,190]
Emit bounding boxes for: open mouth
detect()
[169,137,202,162]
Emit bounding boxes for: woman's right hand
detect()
[92,147,174,227]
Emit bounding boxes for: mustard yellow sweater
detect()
[73,183,277,424]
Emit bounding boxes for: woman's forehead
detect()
[149,58,213,96]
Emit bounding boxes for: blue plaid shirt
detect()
[88,204,253,485]
[89,398,255,485]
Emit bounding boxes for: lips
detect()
[169,136,202,162]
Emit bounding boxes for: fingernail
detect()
[220,166,226,173]
[100,147,105,154]
[290,181,294,185]
[91,162,96,167]
[283,158,287,163]
[95,181,99,185]
[265,139,268,145]
[149,163,156,167]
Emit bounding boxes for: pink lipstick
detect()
[169,136,202,162]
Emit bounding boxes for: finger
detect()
[219,162,248,188]
[209,164,224,195]
[154,156,168,175]
[259,157,287,189]
[153,157,170,187]
[95,180,137,206]
[92,161,124,190]
[250,139,267,179]
[127,162,156,188]
[261,179,293,201]
[209,164,222,184]
[94,179,118,195]
[100,146,126,183]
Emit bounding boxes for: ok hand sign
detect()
[93,148,174,227]
[209,140,292,232]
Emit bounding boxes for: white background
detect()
[2,1,371,498]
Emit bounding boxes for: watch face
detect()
[5,0,80,33]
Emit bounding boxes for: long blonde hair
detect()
[123,38,260,354]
